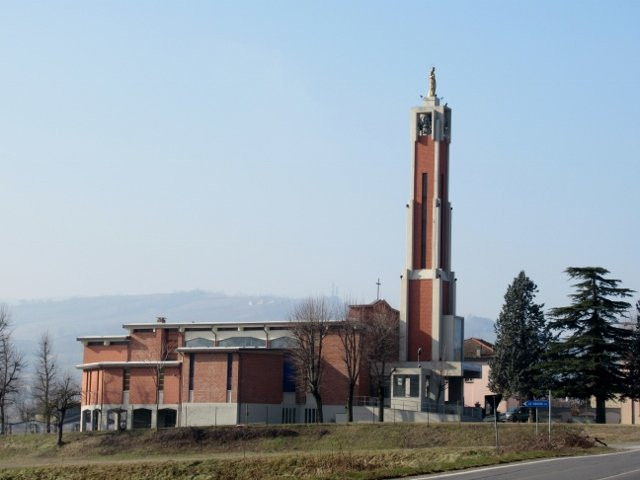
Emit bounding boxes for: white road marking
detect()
[595,467,640,480]
[406,449,640,480]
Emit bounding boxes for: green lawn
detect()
[0,423,633,479]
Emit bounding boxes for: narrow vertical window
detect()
[226,353,233,391]
[440,173,446,269]
[420,173,428,268]
[123,369,130,391]
[158,370,165,391]
[188,353,195,391]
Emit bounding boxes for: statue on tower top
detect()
[428,66,436,97]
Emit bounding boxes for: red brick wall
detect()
[129,331,160,361]
[408,279,433,361]
[166,330,181,360]
[128,328,182,362]
[238,352,283,404]
[88,370,100,405]
[102,369,123,404]
[345,301,400,399]
[81,371,98,406]
[191,353,229,403]
[83,344,128,364]
[163,367,181,404]
[319,333,350,405]
[413,136,436,270]
[129,368,157,404]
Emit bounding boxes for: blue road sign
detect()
[524,400,549,408]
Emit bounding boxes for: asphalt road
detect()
[403,448,640,480]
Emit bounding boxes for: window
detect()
[226,353,233,393]
[453,317,463,361]
[282,407,296,424]
[304,408,318,424]
[393,374,419,398]
[420,173,428,268]
[440,172,446,269]
[188,354,195,391]
[158,370,165,391]
[271,337,297,349]
[123,369,130,391]
[186,337,215,348]
[133,328,154,333]
[218,337,266,348]
[282,357,296,393]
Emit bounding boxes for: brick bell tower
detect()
[399,67,463,366]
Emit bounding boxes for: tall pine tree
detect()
[489,271,549,411]
[548,267,633,424]
[621,301,640,406]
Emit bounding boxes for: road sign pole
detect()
[493,395,499,450]
[548,390,551,443]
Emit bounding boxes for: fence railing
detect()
[353,396,390,407]
[354,397,486,421]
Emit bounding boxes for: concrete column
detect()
[126,407,133,430]
[151,408,158,429]
[100,409,109,431]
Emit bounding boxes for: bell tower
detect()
[399,68,462,364]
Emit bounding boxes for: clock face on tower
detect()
[417,113,432,137]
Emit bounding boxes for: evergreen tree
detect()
[621,301,640,403]
[547,267,633,424]
[489,271,549,411]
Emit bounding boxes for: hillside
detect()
[4,291,495,374]
[6,291,300,373]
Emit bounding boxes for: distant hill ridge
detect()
[4,290,494,374]
[7,291,300,374]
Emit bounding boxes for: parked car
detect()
[504,407,531,422]
[482,412,504,422]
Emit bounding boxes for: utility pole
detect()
[376,278,381,300]
[493,395,499,450]
[548,390,552,443]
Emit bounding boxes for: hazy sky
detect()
[1,1,638,319]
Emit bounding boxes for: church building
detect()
[77,70,473,430]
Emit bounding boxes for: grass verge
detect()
[0,423,629,479]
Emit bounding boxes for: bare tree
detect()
[15,391,37,431]
[51,372,80,446]
[0,305,26,434]
[289,297,332,423]
[433,365,449,405]
[364,308,398,422]
[337,302,364,422]
[143,319,178,429]
[33,331,57,433]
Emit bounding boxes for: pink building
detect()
[463,338,517,414]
